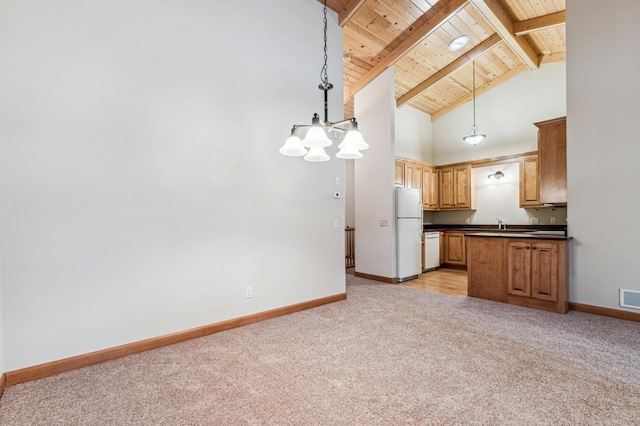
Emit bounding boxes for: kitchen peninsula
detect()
[465,232,571,314]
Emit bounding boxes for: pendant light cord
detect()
[472,61,476,128]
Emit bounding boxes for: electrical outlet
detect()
[531,217,539,224]
[246,287,253,299]
[465,218,470,224]
[550,217,556,224]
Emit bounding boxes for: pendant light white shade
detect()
[279,131,308,156]
[463,127,486,146]
[304,146,330,162]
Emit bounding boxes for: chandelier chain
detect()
[321,0,329,84]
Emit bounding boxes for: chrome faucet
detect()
[496,217,506,230]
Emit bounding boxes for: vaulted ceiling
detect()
[322,0,566,120]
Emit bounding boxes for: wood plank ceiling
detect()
[321,0,566,120]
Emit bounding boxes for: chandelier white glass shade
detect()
[463,61,486,146]
[279,0,368,162]
[279,129,307,157]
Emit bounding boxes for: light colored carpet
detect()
[1,274,639,425]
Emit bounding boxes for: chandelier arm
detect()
[330,118,357,127]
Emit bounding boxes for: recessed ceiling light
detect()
[448,35,469,52]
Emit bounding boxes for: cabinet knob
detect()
[526,246,530,250]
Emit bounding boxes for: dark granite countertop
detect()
[422,224,569,238]
[465,232,571,240]
[422,223,567,232]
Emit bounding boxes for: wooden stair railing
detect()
[345,227,355,268]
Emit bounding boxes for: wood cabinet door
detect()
[519,155,542,207]
[531,242,559,302]
[453,165,470,208]
[438,167,454,208]
[395,159,405,187]
[404,162,422,190]
[507,241,531,297]
[466,236,507,302]
[429,168,439,209]
[422,166,438,210]
[444,232,466,265]
[537,117,567,204]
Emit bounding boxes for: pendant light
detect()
[279,0,368,162]
[463,61,486,146]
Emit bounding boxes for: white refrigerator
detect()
[395,187,422,282]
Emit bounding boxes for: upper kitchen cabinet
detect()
[439,164,475,210]
[404,161,422,191]
[395,159,405,187]
[519,154,544,207]
[422,165,438,211]
[536,117,567,204]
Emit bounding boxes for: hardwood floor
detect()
[346,267,468,296]
[399,268,468,296]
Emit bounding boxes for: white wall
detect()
[0,0,346,371]
[433,62,566,165]
[395,106,433,163]
[345,160,355,227]
[0,246,3,376]
[354,68,396,279]
[566,0,640,311]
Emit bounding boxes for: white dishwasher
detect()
[423,232,440,270]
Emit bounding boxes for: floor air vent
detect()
[620,289,640,310]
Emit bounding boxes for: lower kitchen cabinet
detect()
[466,236,506,302]
[467,235,568,313]
[507,239,567,313]
[442,231,466,268]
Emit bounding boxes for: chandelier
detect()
[463,61,486,146]
[279,0,368,162]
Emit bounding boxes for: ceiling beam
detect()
[338,0,368,27]
[513,11,565,36]
[468,0,539,70]
[345,0,469,103]
[540,51,566,64]
[430,63,527,120]
[396,33,502,108]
